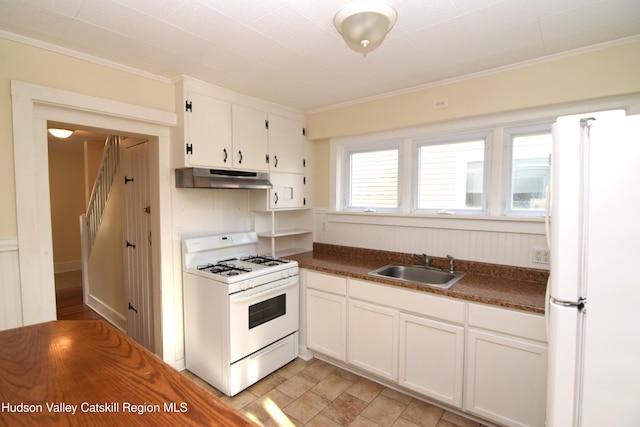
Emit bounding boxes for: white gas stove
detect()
[183,232,298,292]
[182,232,299,396]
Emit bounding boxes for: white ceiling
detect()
[1,0,639,111]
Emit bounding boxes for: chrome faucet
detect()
[414,253,431,267]
[423,253,431,267]
[446,254,455,273]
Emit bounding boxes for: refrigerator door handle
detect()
[551,297,586,311]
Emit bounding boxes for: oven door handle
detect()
[230,278,298,304]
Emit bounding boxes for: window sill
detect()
[316,209,545,234]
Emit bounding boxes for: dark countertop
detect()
[288,243,548,314]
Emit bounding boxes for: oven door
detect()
[228,276,299,363]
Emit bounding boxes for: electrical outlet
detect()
[532,247,550,264]
[433,97,449,109]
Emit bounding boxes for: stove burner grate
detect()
[241,255,290,267]
[197,262,252,277]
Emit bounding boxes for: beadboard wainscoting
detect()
[315,210,549,270]
[0,238,22,331]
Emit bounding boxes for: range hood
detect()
[175,168,272,190]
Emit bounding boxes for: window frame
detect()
[502,123,552,217]
[342,140,403,213]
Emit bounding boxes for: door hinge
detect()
[265,154,269,164]
[302,127,306,137]
[303,176,306,185]
[303,158,306,167]
[265,119,269,130]
[186,143,193,155]
[124,176,134,184]
[126,240,136,249]
[185,100,192,112]
[303,197,306,206]
[128,302,138,313]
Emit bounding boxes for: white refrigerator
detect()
[547,111,640,427]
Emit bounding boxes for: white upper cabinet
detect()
[174,79,307,173]
[268,113,306,174]
[232,104,269,172]
[184,91,232,168]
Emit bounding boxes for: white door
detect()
[348,299,399,381]
[232,104,269,171]
[121,140,154,352]
[580,115,640,426]
[186,91,232,168]
[399,313,464,408]
[306,289,347,361]
[268,113,306,174]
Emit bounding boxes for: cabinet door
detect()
[232,105,269,171]
[268,113,306,174]
[306,289,346,362]
[348,300,398,381]
[186,92,232,168]
[464,329,547,427]
[399,313,464,408]
[269,172,306,209]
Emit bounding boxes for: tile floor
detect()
[182,358,489,427]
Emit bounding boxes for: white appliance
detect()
[182,232,299,397]
[547,111,640,426]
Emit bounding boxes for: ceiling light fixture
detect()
[334,1,397,57]
[48,128,74,139]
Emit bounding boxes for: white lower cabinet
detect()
[305,271,347,362]
[399,313,464,408]
[303,270,547,426]
[348,299,399,381]
[464,303,548,427]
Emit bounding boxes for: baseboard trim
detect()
[86,293,126,332]
[54,260,81,274]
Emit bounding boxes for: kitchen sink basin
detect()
[368,263,466,289]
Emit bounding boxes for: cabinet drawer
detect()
[305,270,347,295]
[349,278,465,324]
[468,303,546,342]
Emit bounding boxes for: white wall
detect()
[0,239,21,330]
[87,166,126,330]
[316,210,547,269]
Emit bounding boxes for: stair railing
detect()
[81,135,120,254]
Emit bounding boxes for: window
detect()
[415,137,488,214]
[505,129,551,215]
[345,146,400,211]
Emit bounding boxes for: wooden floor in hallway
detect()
[55,271,102,321]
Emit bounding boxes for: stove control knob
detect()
[248,279,255,288]
[281,271,288,278]
[240,281,248,291]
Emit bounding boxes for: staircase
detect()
[79,135,120,294]
[81,135,120,253]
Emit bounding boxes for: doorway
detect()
[47,123,155,349]
[11,80,175,361]
[47,125,109,320]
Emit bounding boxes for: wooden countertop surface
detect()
[288,244,547,314]
[0,320,256,426]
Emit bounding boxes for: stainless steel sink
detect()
[368,263,466,289]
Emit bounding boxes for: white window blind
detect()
[348,148,399,210]
[416,139,485,212]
